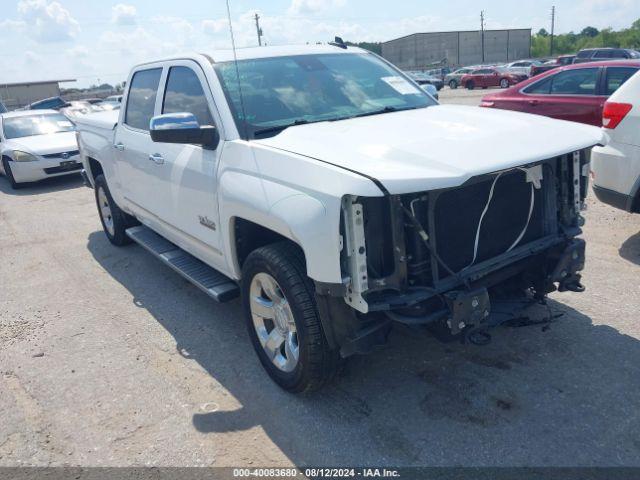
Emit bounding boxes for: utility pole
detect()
[550,6,555,56]
[254,13,263,46]
[480,10,486,63]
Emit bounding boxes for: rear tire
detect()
[2,157,21,190]
[449,80,458,89]
[242,242,341,393]
[466,81,475,90]
[94,174,137,246]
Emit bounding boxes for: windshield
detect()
[214,53,435,138]
[2,113,75,139]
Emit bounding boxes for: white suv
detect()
[592,70,640,213]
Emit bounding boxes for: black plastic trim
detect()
[593,184,633,212]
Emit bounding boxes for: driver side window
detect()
[162,66,214,127]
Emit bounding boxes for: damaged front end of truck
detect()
[316,150,590,357]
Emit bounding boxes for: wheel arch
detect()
[232,217,300,272]
[84,156,103,187]
[226,192,342,285]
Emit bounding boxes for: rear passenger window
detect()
[605,67,638,95]
[163,66,214,126]
[124,68,162,131]
[550,68,598,95]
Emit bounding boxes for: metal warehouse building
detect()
[0,79,76,110]
[381,29,532,70]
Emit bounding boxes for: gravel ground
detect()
[1,89,640,467]
[438,86,488,106]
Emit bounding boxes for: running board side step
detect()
[125,225,239,303]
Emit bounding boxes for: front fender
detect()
[219,171,343,283]
[269,192,342,284]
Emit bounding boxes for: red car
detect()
[480,60,640,126]
[459,68,527,90]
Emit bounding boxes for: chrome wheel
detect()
[250,272,299,373]
[97,186,115,236]
[500,79,509,88]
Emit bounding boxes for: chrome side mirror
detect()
[150,112,219,149]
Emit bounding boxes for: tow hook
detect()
[552,239,586,291]
[444,288,490,336]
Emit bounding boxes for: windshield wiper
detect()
[253,119,310,137]
[351,105,422,119]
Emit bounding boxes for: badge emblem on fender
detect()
[198,215,216,231]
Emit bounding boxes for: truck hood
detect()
[5,131,78,156]
[254,104,605,194]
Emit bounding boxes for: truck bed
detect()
[74,109,119,130]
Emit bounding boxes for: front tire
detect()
[94,174,137,246]
[2,157,21,190]
[449,80,458,89]
[242,242,341,393]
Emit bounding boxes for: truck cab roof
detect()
[135,43,368,68]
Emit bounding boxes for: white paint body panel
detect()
[76,49,604,284]
[256,105,605,194]
[592,70,640,200]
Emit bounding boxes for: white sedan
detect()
[0,110,80,189]
[592,70,640,213]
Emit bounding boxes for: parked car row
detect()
[435,48,640,92]
[13,94,123,116]
[446,65,530,89]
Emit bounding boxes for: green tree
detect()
[530,18,640,58]
[345,41,382,55]
[581,26,599,37]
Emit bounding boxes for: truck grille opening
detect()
[433,169,546,277]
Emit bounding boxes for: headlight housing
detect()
[13,150,39,162]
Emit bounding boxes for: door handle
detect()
[528,100,539,106]
[113,142,125,151]
[149,153,164,165]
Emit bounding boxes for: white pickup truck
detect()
[76,44,603,392]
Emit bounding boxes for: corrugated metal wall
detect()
[0,83,61,109]
[382,29,531,70]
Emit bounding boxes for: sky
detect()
[0,0,639,88]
